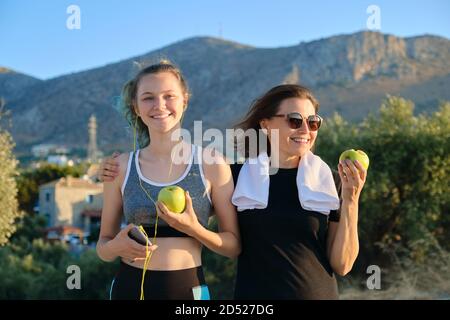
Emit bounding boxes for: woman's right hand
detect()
[98,152,120,182]
[110,224,158,262]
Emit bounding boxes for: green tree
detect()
[0,103,23,245]
[0,239,118,299]
[9,213,48,250]
[316,96,450,268]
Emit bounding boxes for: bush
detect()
[316,96,450,271]
[0,239,118,299]
[202,216,237,299]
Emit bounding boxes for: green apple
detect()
[339,149,370,170]
[158,185,186,214]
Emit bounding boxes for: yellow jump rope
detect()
[133,110,185,300]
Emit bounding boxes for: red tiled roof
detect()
[45,225,84,235]
[41,176,102,189]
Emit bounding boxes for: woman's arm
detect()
[326,159,366,276]
[96,153,152,262]
[327,202,359,276]
[157,148,241,259]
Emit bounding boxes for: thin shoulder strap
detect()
[121,151,134,195]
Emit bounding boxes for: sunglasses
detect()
[272,112,323,131]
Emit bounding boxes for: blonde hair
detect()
[121,59,190,147]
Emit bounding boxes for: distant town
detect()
[27,115,105,247]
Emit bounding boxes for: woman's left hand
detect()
[338,159,367,203]
[156,191,202,237]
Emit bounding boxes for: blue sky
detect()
[1,0,449,79]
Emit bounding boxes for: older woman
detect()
[230,84,365,299]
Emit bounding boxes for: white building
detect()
[39,176,103,233]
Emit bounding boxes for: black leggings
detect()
[110,261,210,300]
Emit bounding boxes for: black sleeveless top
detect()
[231,164,341,300]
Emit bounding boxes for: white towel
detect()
[232,151,340,215]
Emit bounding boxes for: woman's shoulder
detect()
[100,152,132,188]
[115,152,133,175]
[198,146,232,181]
[199,146,228,167]
[117,151,132,163]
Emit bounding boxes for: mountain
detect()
[0,67,42,104]
[2,31,450,155]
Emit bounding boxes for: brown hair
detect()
[234,84,320,158]
[121,59,190,148]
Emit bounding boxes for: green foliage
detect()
[202,216,237,299]
[0,107,23,245]
[0,239,118,299]
[12,212,47,240]
[0,203,118,299]
[316,96,450,268]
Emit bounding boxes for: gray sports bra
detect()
[121,144,213,236]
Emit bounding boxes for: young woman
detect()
[96,60,241,300]
[99,84,365,300]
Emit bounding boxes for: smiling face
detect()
[135,72,188,134]
[261,97,318,161]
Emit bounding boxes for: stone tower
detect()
[87,115,98,163]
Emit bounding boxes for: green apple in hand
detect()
[158,185,186,214]
[339,149,370,170]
